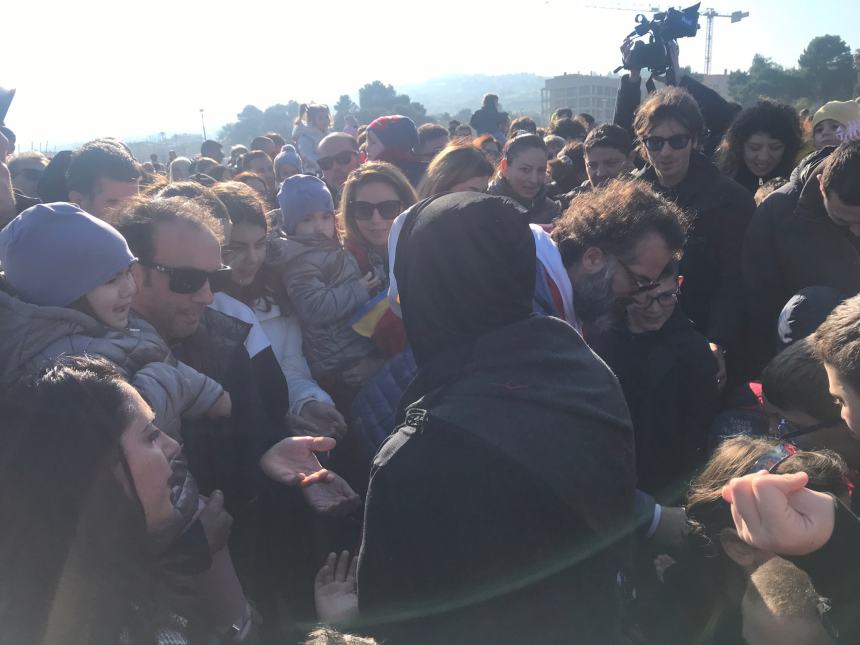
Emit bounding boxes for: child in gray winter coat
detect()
[0,202,248,633]
[267,175,382,395]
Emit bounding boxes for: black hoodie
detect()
[358,193,637,644]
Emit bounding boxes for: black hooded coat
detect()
[356,193,638,644]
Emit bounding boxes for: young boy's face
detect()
[585,146,631,188]
[624,273,679,333]
[824,363,860,436]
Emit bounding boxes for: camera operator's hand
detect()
[651,41,681,86]
[667,41,681,84]
[621,38,641,81]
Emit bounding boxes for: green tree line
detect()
[728,35,859,108]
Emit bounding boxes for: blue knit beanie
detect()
[274,144,303,175]
[277,175,335,235]
[0,202,136,307]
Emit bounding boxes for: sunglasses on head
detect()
[141,261,232,294]
[748,443,798,474]
[351,199,402,221]
[318,150,357,171]
[643,134,692,152]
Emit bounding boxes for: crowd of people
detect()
[3,41,860,645]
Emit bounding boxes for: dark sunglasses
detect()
[318,150,357,171]
[141,261,232,294]
[643,134,692,152]
[351,199,402,221]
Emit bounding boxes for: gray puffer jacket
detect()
[0,284,224,545]
[267,233,375,377]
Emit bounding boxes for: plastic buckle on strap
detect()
[404,408,429,432]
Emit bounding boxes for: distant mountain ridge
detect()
[399,73,547,117]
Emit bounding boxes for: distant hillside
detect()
[399,73,546,117]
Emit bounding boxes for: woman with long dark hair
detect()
[0,356,198,644]
[212,180,346,437]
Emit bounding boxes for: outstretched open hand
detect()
[302,471,362,517]
[315,550,359,625]
[260,436,336,487]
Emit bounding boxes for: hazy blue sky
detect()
[4,0,859,149]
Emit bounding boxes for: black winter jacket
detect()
[589,309,720,503]
[636,154,755,350]
[357,316,637,644]
[488,176,562,226]
[470,106,504,135]
[741,147,843,371]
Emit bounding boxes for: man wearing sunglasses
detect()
[616,50,756,386]
[317,132,361,202]
[115,197,362,519]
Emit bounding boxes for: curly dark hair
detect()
[716,99,802,182]
[551,178,688,267]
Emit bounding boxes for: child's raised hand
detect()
[721,471,836,556]
[314,550,359,625]
[359,271,381,294]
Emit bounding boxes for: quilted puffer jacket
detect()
[0,281,223,545]
[267,233,375,377]
[350,347,417,462]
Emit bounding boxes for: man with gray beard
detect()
[552,178,688,333]
[552,177,693,550]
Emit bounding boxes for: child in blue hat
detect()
[268,175,383,403]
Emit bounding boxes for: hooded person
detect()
[365,115,427,188]
[356,191,638,644]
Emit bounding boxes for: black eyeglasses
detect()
[351,200,402,221]
[141,261,232,294]
[318,150,357,171]
[619,260,662,295]
[628,286,681,309]
[643,134,692,152]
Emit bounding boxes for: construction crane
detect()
[586,4,748,74]
[702,8,749,75]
